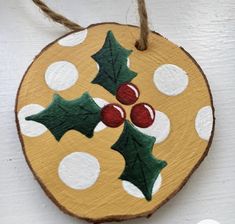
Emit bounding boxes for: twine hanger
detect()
[32,0,149,51]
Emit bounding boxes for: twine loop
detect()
[32,0,149,50]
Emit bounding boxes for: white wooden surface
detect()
[0,0,235,223]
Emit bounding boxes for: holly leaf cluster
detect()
[26,31,167,201]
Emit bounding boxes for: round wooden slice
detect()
[15,23,215,222]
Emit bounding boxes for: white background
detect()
[0,0,235,224]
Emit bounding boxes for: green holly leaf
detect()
[26,92,101,141]
[91,31,137,95]
[111,120,167,201]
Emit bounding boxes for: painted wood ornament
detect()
[15,3,215,222]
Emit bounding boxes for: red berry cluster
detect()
[101,83,155,128]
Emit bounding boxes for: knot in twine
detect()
[32,0,149,51]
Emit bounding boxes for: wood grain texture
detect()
[0,0,235,224]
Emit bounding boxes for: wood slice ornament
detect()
[15,23,215,222]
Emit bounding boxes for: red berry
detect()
[130,103,155,128]
[116,83,140,105]
[101,103,126,128]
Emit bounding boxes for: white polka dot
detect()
[93,98,109,132]
[153,64,189,96]
[195,106,213,141]
[96,63,99,71]
[18,104,47,137]
[58,29,88,47]
[197,219,220,224]
[127,58,130,67]
[93,97,109,108]
[122,174,162,198]
[58,152,100,190]
[94,121,106,132]
[45,61,78,91]
[135,110,170,144]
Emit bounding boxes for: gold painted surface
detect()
[16,24,213,221]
